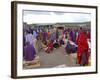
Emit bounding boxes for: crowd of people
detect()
[23,26,91,66]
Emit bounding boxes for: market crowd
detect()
[23,26,91,66]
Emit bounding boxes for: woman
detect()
[45,40,53,53]
[42,30,47,42]
[76,28,89,66]
[25,30,34,45]
[24,42,36,61]
[35,33,42,53]
[65,32,77,54]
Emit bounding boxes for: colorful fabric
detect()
[76,32,89,64]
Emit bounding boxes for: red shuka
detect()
[45,41,53,53]
[47,42,53,50]
[76,32,89,64]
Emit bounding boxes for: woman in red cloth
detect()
[45,40,53,53]
[76,28,89,66]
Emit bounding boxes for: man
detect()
[76,28,89,66]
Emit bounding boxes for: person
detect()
[72,29,77,43]
[65,36,77,55]
[35,33,42,53]
[25,30,34,45]
[42,41,47,49]
[29,27,33,34]
[45,40,53,53]
[69,30,73,41]
[59,36,65,46]
[47,31,51,40]
[53,40,59,48]
[64,33,77,64]
[51,31,56,42]
[76,28,89,66]
[33,30,37,39]
[56,29,59,41]
[42,30,47,42]
[24,42,36,61]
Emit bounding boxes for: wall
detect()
[0,0,99,80]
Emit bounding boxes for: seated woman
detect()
[45,40,54,53]
[65,35,77,55]
[65,41,77,54]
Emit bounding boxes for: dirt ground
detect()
[23,46,80,69]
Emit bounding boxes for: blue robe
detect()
[24,43,36,61]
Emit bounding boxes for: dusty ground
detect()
[23,46,80,69]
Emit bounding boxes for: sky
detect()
[23,10,91,24]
